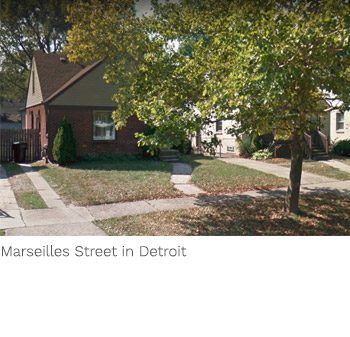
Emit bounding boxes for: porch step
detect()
[159,149,180,162]
[311,147,330,160]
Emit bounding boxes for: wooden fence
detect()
[0,129,41,162]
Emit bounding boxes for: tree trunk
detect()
[285,132,304,214]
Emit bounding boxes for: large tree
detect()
[0,0,71,100]
[66,0,350,213]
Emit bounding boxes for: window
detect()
[216,120,223,133]
[36,111,41,131]
[93,111,116,140]
[30,111,34,129]
[336,112,344,131]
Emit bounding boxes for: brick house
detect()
[25,51,146,158]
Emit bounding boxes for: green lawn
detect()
[181,155,287,194]
[96,193,350,236]
[0,230,5,236]
[37,157,181,206]
[266,158,350,180]
[3,163,47,209]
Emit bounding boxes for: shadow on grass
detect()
[180,192,350,236]
[180,154,215,169]
[1,162,26,178]
[32,155,173,174]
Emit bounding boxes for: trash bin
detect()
[12,142,27,163]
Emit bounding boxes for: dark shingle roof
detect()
[33,51,85,100]
[44,59,103,103]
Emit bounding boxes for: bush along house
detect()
[25,51,146,159]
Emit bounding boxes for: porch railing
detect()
[304,133,312,160]
[316,130,329,154]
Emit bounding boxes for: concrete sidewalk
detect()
[220,157,336,185]
[3,164,105,236]
[0,164,25,230]
[322,160,350,174]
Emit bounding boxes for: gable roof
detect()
[45,59,103,103]
[29,51,103,106]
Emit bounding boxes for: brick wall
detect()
[47,106,147,157]
[25,104,48,149]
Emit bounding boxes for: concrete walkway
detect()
[171,162,204,196]
[0,164,25,230]
[219,157,336,185]
[88,197,198,220]
[20,164,65,208]
[322,160,350,174]
[3,164,105,236]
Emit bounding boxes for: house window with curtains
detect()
[93,111,116,140]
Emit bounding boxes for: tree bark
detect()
[285,132,304,214]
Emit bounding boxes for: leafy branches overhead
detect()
[66,0,350,212]
[0,0,71,100]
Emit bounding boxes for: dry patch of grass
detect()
[266,158,350,180]
[38,158,181,206]
[3,163,47,209]
[182,155,287,194]
[97,193,350,236]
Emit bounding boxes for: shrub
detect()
[173,138,192,154]
[333,139,350,156]
[202,135,221,156]
[52,118,77,165]
[238,136,257,157]
[252,149,273,160]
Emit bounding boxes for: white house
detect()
[323,110,350,144]
[192,119,240,155]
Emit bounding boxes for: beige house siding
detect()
[26,59,43,108]
[329,110,350,143]
[50,63,117,107]
[194,120,240,155]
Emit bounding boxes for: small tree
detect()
[52,118,77,165]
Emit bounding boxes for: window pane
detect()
[336,113,344,130]
[216,120,223,132]
[93,111,116,140]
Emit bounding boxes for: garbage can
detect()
[12,142,27,163]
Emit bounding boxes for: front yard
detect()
[36,157,181,206]
[182,155,287,193]
[96,192,350,235]
[3,163,47,209]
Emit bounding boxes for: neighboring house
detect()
[0,100,23,129]
[194,109,350,156]
[322,110,350,144]
[25,51,146,158]
[193,120,240,155]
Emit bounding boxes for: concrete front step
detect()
[160,149,180,156]
[162,158,179,162]
[159,149,180,162]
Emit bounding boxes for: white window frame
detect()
[336,112,345,131]
[93,110,116,141]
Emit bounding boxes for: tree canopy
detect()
[0,0,71,100]
[66,0,350,212]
